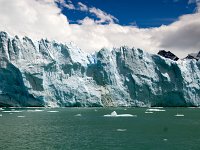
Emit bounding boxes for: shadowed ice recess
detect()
[0,31,200,107]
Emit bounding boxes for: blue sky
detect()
[60,0,197,27]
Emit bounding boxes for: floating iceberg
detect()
[104,111,136,117]
[75,114,82,117]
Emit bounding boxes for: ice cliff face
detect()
[0,31,200,107]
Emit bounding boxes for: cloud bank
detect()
[0,0,200,58]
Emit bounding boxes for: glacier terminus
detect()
[0,31,200,107]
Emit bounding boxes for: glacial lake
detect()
[0,107,200,150]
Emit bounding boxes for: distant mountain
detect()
[0,31,200,107]
[158,50,179,61]
[185,51,200,61]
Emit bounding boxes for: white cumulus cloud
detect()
[0,0,71,42]
[77,2,88,11]
[88,7,118,24]
[73,2,118,24]
[0,0,200,58]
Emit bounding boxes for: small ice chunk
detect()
[17,116,25,118]
[117,129,127,132]
[145,111,153,114]
[34,109,44,112]
[117,114,137,117]
[174,114,184,117]
[75,114,82,117]
[163,139,168,142]
[0,114,2,117]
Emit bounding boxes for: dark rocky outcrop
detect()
[185,51,200,61]
[158,50,179,61]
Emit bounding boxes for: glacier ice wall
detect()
[0,31,200,107]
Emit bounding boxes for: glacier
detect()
[0,31,200,107]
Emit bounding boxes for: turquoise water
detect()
[0,107,200,150]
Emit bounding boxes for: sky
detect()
[0,0,200,58]
[61,0,196,27]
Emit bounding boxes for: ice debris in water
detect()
[104,111,136,117]
[75,114,82,117]
[2,110,23,113]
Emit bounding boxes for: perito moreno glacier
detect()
[0,31,200,107]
